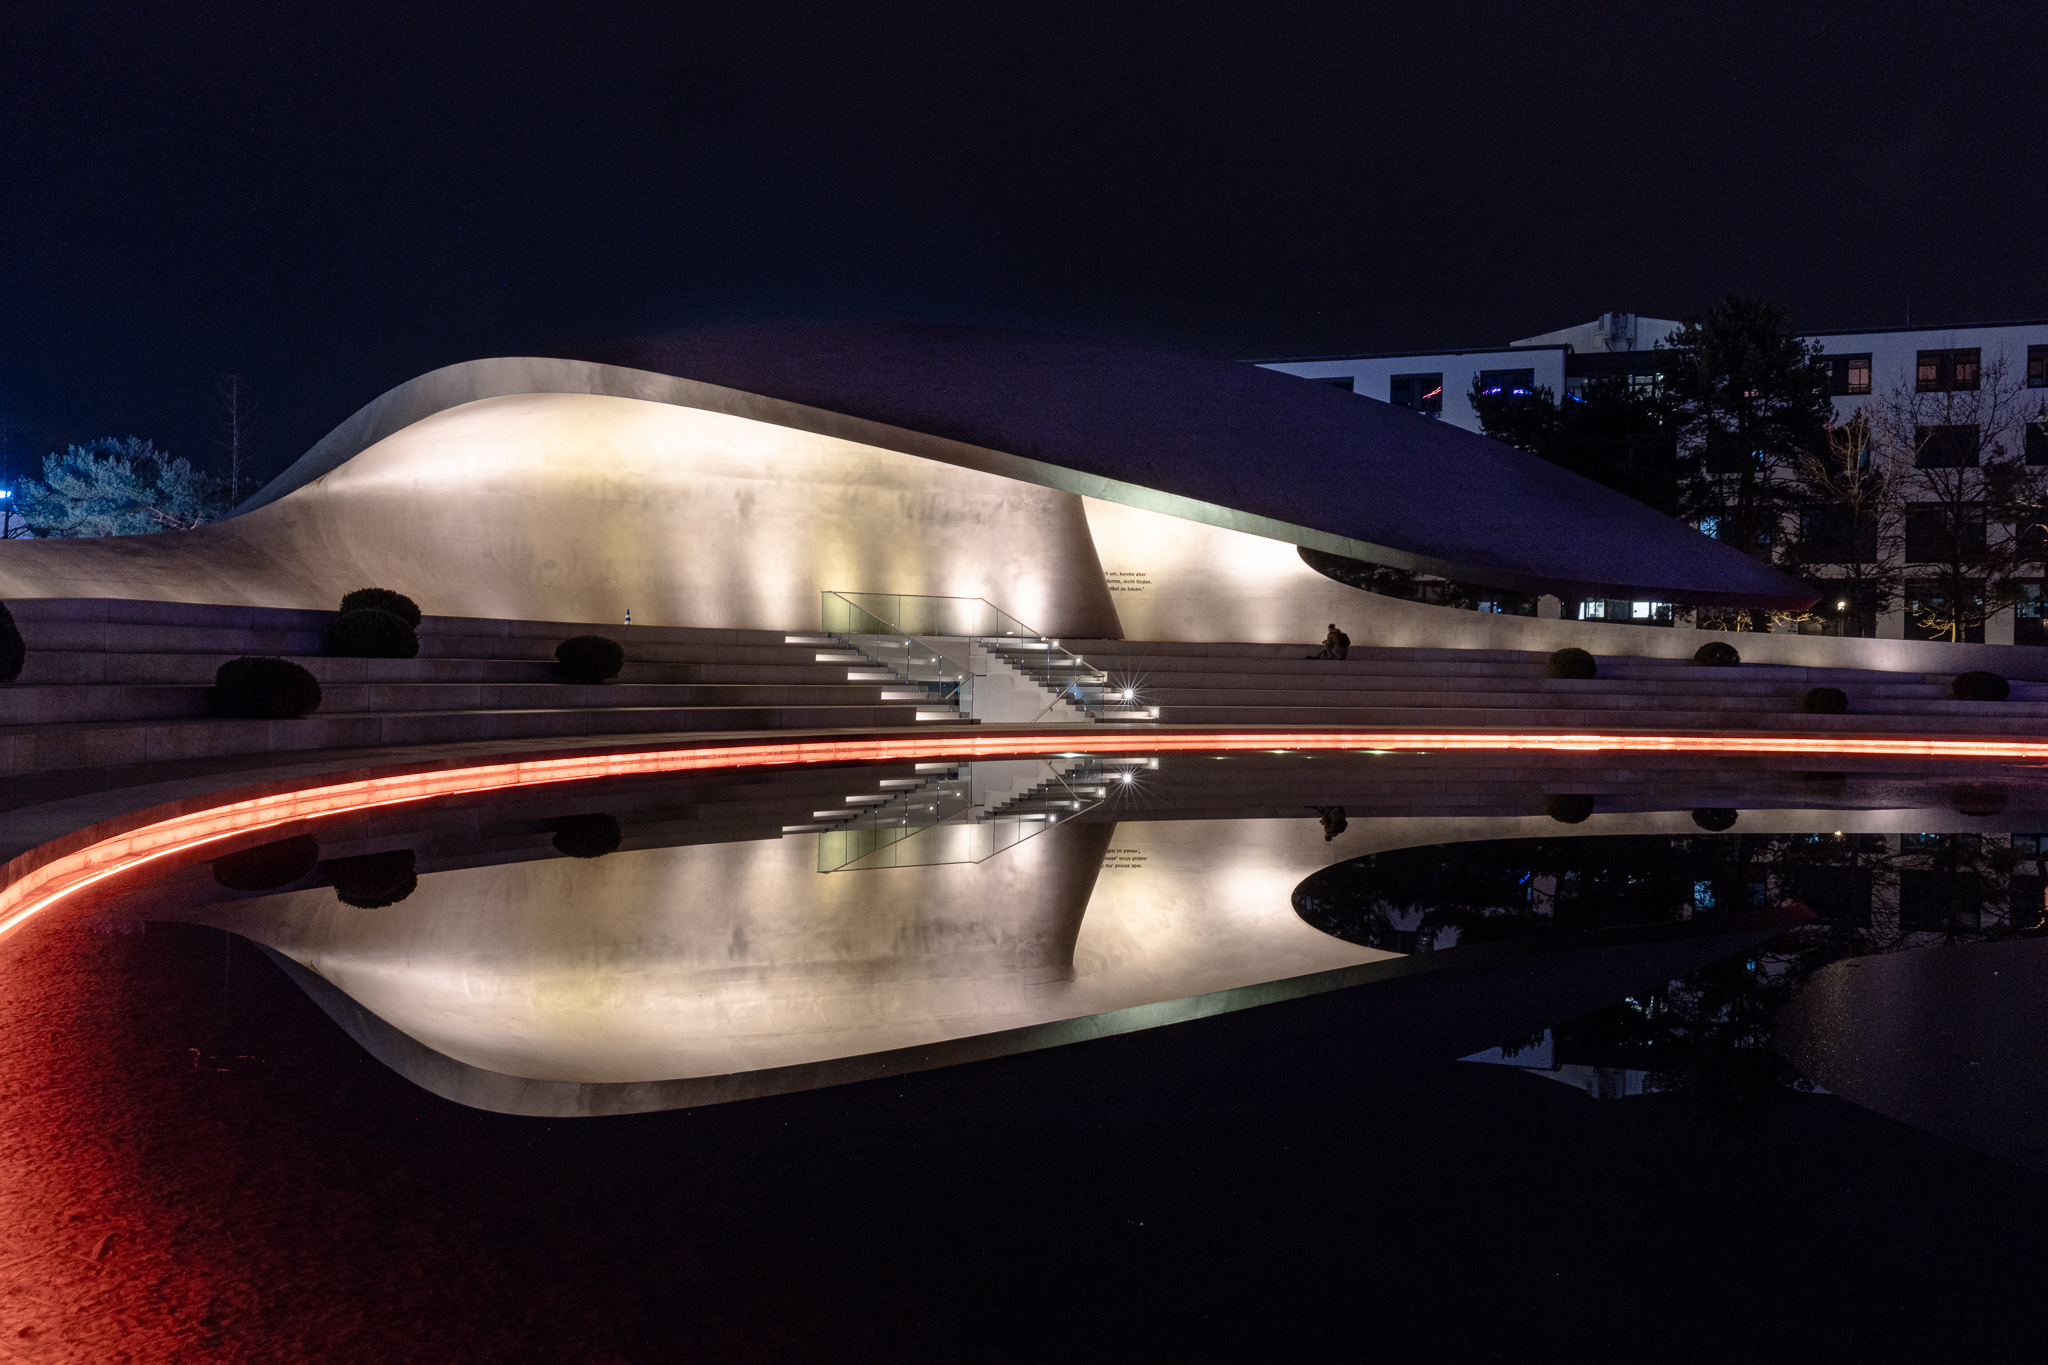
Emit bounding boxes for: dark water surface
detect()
[19,746,2048,1359]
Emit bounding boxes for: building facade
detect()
[1258,314,2048,644]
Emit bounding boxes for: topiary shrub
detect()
[1803,686,1849,714]
[0,602,22,683]
[1692,808,1739,832]
[339,588,422,628]
[1693,641,1741,667]
[1547,647,1597,680]
[213,834,321,891]
[1544,793,1595,823]
[553,812,623,859]
[325,848,417,909]
[331,608,419,659]
[214,656,323,718]
[1952,670,2010,701]
[1953,786,2008,817]
[556,634,626,683]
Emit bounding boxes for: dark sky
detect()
[5,0,2045,490]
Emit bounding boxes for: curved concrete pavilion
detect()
[0,326,1813,634]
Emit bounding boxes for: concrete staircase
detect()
[5,597,2040,783]
[1061,640,2048,735]
[0,599,965,778]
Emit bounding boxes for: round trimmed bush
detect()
[1803,686,1849,714]
[331,608,419,659]
[213,834,321,891]
[553,812,623,859]
[325,848,417,909]
[1693,641,1741,667]
[1547,647,1597,680]
[1953,786,2008,817]
[214,656,322,718]
[1544,793,1595,824]
[556,634,626,683]
[0,602,22,683]
[1952,670,2010,701]
[1692,808,1739,832]
[339,588,421,628]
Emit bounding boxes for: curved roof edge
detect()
[243,356,1811,607]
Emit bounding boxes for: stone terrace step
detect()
[1071,646,1976,690]
[1145,690,2048,720]
[6,598,805,662]
[1148,703,2048,734]
[15,649,885,688]
[0,680,925,727]
[0,702,951,778]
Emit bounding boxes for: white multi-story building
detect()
[1256,313,2048,643]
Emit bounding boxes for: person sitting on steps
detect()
[1310,623,1350,660]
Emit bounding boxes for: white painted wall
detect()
[1812,320,2048,426]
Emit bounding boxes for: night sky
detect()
[5,1,2045,490]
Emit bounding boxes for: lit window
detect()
[1389,373,1444,416]
[1917,348,1982,393]
[1829,353,1872,396]
[1477,368,1536,399]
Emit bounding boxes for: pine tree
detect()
[1662,297,1836,629]
[16,438,226,537]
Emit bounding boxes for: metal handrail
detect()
[819,591,975,712]
[821,591,1132,719]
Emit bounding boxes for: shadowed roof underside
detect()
[241,325,1814,610]
[584,326,1814,609]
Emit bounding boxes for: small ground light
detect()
[1120,771,1134,783]
[1121,688,1134,700]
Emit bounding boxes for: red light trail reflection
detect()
[7,726,2048,942]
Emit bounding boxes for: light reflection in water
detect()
[48,747,2048,1116]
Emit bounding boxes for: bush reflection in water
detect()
[1297,829,2048,1132]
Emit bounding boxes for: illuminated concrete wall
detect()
[1081,495,2048,676]
[0,392,1121,638]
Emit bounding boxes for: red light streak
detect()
[6,726,2048,939]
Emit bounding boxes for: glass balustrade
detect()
[821,591,1141,719]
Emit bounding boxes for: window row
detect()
[1826,345,2048,396]
[1357,345,2045,411]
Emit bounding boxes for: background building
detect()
[1258,314,2048,643]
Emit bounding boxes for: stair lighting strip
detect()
[7,727,2048,941]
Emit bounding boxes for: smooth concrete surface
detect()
[1082,497,2048,679]
[586,327,1811,606]
[0,391,1121,638]
[0,339,1811,639]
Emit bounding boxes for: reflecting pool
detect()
[58,743,2048,1142]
